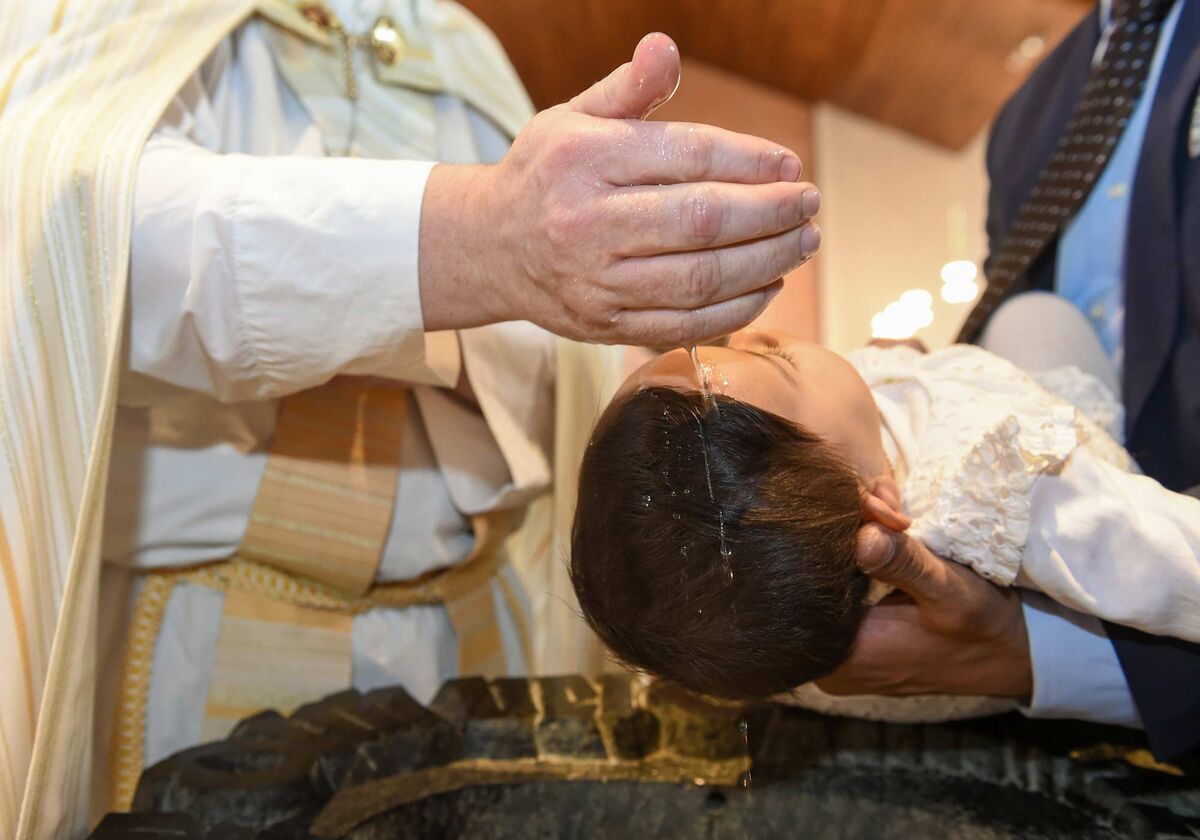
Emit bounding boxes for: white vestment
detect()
[0,1,621,834]
[103,0,553,772]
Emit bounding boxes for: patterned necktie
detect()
[958,0,1176,344]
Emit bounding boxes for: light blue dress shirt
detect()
[1018,0,1183,729]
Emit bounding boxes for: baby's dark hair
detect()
[570,386,867,701]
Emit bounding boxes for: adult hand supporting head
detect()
[418,33,821,346]
[817,524,1033,699]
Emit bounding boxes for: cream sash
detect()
[241,380,409,596]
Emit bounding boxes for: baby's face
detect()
[620,330,889,480]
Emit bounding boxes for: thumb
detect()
[854,523,950,604]
[569,32,681,120]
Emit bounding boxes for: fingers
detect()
[615,181,820,255]
[861,492,912,532]
[854,524,952,605]
[569,33,681,120]
[610,223,818,309]
[605,122,803,186]
[611,279,784,346]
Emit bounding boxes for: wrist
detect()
[418,163,512,331]
[975,597,1033,699]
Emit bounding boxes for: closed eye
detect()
[753,344,799,369]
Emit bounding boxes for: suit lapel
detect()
[984,12,1099,293]
[1124,0,1200,429]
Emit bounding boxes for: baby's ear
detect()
[861,477,911,531]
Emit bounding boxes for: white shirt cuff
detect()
[1019,590,1141,728]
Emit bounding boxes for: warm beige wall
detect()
[813,104,990,354]
[646,62,992,358]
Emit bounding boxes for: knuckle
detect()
[754,148,771,184]
[543,204,586,249]
[776,189,805,233]
[545,129,590,172]
[655,313,694,348]
[684,187,724,245]
[876,546,916,585]
[674,125,715,181]
[958,585,995,626]
[792,224,811,264]
[685,253,722,304]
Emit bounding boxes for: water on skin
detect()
[689,345,721,416]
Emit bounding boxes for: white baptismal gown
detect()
[784,344,1200,722]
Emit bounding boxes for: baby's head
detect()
[570,331,909,701]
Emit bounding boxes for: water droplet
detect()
[672,512,681,520]
[641,494,652,508]
[680,546,689,557]
[683,488,691,496]
[670,490,677,497]
[689,345,721,416]
[726,567,735,582]
[720,545,733,560]
[737,719,749,733]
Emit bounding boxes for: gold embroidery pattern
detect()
[108,507,531,812]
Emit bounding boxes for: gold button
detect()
[371,16,407,66]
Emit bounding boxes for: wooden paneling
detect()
[458,0,1093,149]
[828,1,1093,147]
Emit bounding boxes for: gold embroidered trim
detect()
[311,753,750,838]
[108,574,178,812]
[107,509,521,812]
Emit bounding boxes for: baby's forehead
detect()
[619,349,698,398]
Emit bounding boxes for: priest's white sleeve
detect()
[1017,448,1200,643]
[129,132,442,402]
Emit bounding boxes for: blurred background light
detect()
[1006,34,1047,73]
[940,259,981,303]
[872,287,935,339]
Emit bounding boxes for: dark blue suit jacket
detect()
[985,1,1200,759]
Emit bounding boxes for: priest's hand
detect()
[817,524,1033,700]
[418,33,820,346]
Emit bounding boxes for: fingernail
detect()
[859,524,896,572]
[800,223,822,255]
[803,188,821,217]
[780,155,802,182]
[879,528,897,565]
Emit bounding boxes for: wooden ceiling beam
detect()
[458,0,1093,149]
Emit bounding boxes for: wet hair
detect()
[570,386,867,701]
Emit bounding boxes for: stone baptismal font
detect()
[90,674,1198,839]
